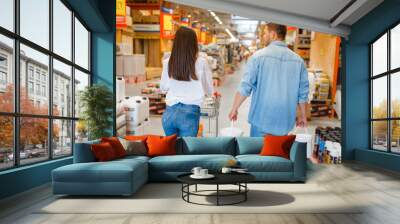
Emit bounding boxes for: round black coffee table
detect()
[177,173,255,206]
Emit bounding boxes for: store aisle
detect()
[213,62,251,136]
[130,61,340,137]
[129,62,251,136]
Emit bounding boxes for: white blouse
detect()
[160,55,214,107]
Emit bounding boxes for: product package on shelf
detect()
[116,77,126,103]
[116,54,146,84]
[141,83,166,116]
[115,95,150,137]
[313,127,342,164]
[308,70,332,117]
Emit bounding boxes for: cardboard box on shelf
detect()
[132,10,143,23]
[142,15,159,24]
[146,67,162,80]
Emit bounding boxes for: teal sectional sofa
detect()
[52,137,306,196]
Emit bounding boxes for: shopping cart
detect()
[200,96,221,137]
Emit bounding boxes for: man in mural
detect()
[229,23,309,137]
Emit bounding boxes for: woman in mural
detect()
[160,26,214,137]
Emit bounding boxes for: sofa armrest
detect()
[73,140,100,163]
[289,142,307,182]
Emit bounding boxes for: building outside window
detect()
[371,23,400,154]
[0,0,91,170]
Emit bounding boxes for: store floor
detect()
[126,62,340,137]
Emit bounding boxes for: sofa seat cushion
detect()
[236,155,293,172]
[149,154,235,172]
[53,159,147,183]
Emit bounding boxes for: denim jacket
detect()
[238,41,309,136]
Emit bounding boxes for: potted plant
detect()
[79,84,113,140]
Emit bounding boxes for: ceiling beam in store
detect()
[330,0,367,27]
[167,0,351,37]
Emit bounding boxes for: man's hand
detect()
[296,116,307,128]
[229,109,238,121]
[297,103,308,128]
[229,92,248,122]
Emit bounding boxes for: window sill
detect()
[0,156,72,176]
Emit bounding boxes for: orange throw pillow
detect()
[260,135,296,159]
[91,142,117,162]
[125,135,149,142]
[146,134,177,157]
[101,137,126,158]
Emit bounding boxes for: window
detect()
[53,59,72,117]
[74,18,90,70]
[28,81,34,94]
[371,23,400,154]
[0,0,14,31]
[0,35,14,113]
[53,0,72,60]
[0,1,91,170]
[20,0,49,48]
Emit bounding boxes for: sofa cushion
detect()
[236,137,264,155]
[147,134,177,157]
[91,142,118,162]
[149,154,235,172]
[236,155,293,172]
[53,159,147,183]
[179,137,236,155]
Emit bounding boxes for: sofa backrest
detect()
[73,140,100,163]
[177,137,236,155]
[235,137,264,155]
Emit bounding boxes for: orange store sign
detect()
[116,0,126,17]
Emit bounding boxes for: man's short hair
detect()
[267,23,287,40]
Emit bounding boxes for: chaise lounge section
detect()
[52,137,306,196]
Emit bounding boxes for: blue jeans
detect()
[162,103,200,137]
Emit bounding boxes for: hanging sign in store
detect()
[181,17,189,27]
[160,7,175,39]
[200,27,207,44]
[116,0,126,17]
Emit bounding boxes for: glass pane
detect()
[20,117,49,165]
[75,18,89,70]
[20,44,49,115]
[53,0,72,60]
[53,119,72,158]
[75,120,88,143]
[391,24,400,70]
[0,35,14,112]
[20,0,49,49]
[74,69,89,118]
[372,77,387,119]
[53,59,72,117]
[391,120,400,153]
[372,121,388,151]
[391,72,400,118]
[0,116,13,170]
[372,33,387,76]
[0,0,14,31]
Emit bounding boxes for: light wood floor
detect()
[1,162,400,224]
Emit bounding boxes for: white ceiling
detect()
[226,0,352,22]
[168,0,384,37]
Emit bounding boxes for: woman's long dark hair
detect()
[168,26,198,81]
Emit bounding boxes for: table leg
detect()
[245,183,247,201]
[217,184,219,206]
[195,184,198,192]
